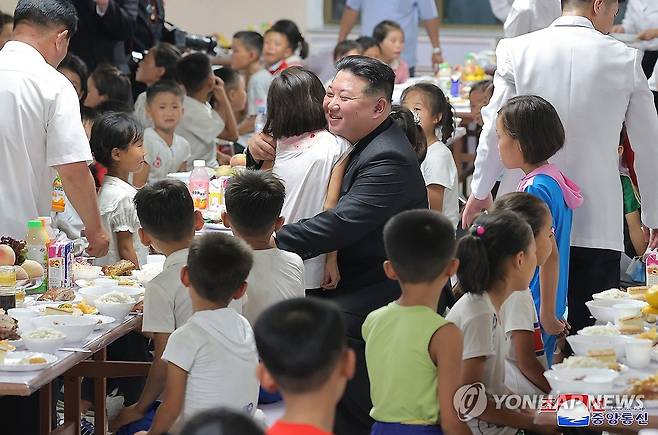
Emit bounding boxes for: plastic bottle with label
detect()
[254,100,267,133]
[437,63,452,95]
[189,160,210,210]
[39,217,56,244]
[52,175,65,213]
[26,220,48,293]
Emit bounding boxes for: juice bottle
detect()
[26,220,48,293]
[39,216,56,244]
[189,160,210,210]
[52,175,65,213]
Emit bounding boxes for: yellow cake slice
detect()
[587,348,619,370]
[618,314,644,335]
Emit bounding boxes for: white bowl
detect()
[586,299,646,323]
[94,278,118,287]
[545,368,619,394]
[31,315,97,343]
[73,265,102,281]
[592,288,631,300]
[79,286,142,306]
[566,334,629,358]
[22,329,66,354]
[7,308,39,333]
[95,301,135,320]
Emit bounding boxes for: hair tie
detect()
[472,225,486,237]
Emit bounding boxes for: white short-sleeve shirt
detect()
[421,141,460,229]
[243,248,305,325]
[142,248,193,334]
[162,308,260,420]
[247,69,273,116]
[133,92,153,129]
[0,42,92,239]
[500,290,547,395]
[272,130,352,288]
[177,96,225,169]
[143,128,191,184]
[95,176,149,267]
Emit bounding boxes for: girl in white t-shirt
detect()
[446,211,553,435]
[260,67,352,290]
[90,112,149,268]
[493,192,558,395]
[401,83,460,229]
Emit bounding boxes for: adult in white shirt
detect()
[462,0,658,335]
[490,0,515,22]
[612,0,658,78]
[0,0,108,256]
[504,0,562,37]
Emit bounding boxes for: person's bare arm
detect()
[238,116,255,136]
[143,363,187,435]
[627,211,649,256]
[539,238,563,336]
[431,324,471,435]
[511,330,551,393]
[56,161,109,257]
[132,163,149,188]
[427,184,445,213]
[338,6,359,42]
[212,78,238,141]
[321,156,350,289]
[116,231,140,268]
[422,17,444,65]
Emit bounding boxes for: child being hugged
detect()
[263,19,308,75]
[262,67,353,290]
[363,210,468,435]
[110,180,204,434]
[496,95,582,365]
[136,233,260,435]
[401,83,459,228]
[446,211,555,435]
[132,81,191,187]
[90,112,149,267]
[372,20,408,84]
[492,192,556,395]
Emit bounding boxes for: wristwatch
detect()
[432,47,442,54]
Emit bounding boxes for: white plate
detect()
[75,278,141,288]
[8,338,23,349]
[92,315,116,329]
[0,351,58,371]
[203,222,230,231]
[33,294,83,305]
[16,296,36,308]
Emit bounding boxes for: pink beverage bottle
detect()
[189,160,210,210]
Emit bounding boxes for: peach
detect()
[0,245,15,266]
[21,260,44,278]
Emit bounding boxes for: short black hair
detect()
[179,408,264,435]
[457,211,533,295]
[14,0,77,35]
[335,55,395,102]
[176,52,211,94]
[224,170,285,237]
[491,192,551,237]
[333,39,362,61]
[90,112,144,168]
[401,82,455,143]
[355,36,379,52]
[94,99,133,114]
[384,210,456,283]
[372,20,404,44]
[134,180,195,243]
[470,79,493,97]
[233,30,264,55]
[498,95,565,165]
[214,66,241,90]
[266,19,308,59]
[390,105,426,163]
[90,64,133,105]
[264,66,326,139]
[80,105,96,124]
[58,53,89,100]
[150,42,182,82]
[255,298,347,394]
[0,13,14,27]
[187,233,253,304]
[145,80,184,105]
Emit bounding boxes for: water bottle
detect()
[254,100,266,133]
[189,160,210,210]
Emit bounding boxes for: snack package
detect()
[647,251,658,287]
[48,240,74,289]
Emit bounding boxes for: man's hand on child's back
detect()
[248,132,277,161]
[109,404,146,433]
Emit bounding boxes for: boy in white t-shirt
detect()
[110,179,204,433]
[222,170,305,325]
[176,53,238,169]
[133,81,191,187]
[136,232,260,435]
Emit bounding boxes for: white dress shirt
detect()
[0,41,92,239]
[622,0,658,50]
[504,0,561,38]
[472,16,658,252]
[490,0,515,22]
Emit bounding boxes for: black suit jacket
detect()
[70,0,139,73]
[132,0,165,54]
[277,117,428,318]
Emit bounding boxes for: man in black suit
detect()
[133,0,164,54]
[249,56,428,435]
[69,0,138,73]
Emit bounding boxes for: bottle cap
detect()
[38,216,52,225]
[27,220,43,229]
[193,160,206,168]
